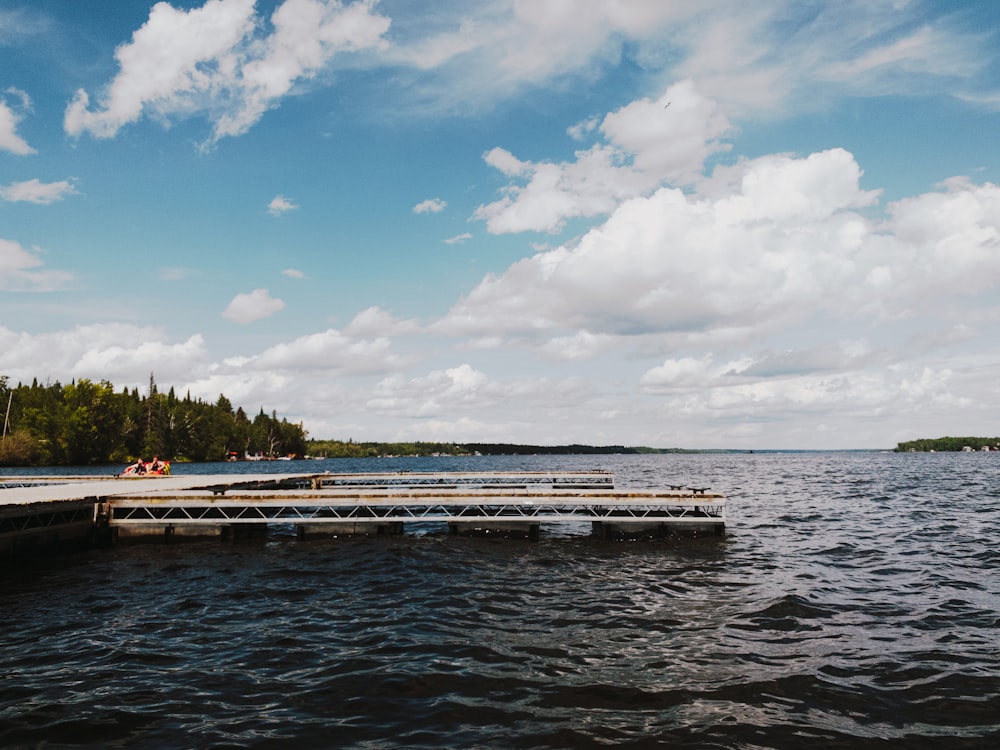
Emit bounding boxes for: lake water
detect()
[2,452,998,748]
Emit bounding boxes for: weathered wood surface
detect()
[0,474,315,507]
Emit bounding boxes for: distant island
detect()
[895,437,1000,452]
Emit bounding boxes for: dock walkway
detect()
[2,471,725,556]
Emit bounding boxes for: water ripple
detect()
[2,453,999,748]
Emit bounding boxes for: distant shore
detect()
[302,441,885,458]
[894,437,1000,452]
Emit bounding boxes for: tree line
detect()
[305,440,681,458]
[895,436,1000,452]
[0,375,307,466]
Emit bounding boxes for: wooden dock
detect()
[1,471,726,557]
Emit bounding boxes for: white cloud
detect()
[413,197,446,214]
[567,116,599,141]
[222,288,286,323]
[268,194,298,216]
[0,178,78,204]
[0,88,35,155]
[230,326,405,375]
[282,268,306,278]
[55,0,994,150]
[443,147,1000,348]
[636,356,971,438]
[0,238,72,291]
[0,324,206,387]
[818,24,977,91]
[343,306,419,338]
[379,0,992,124]
[367,364,488,418]
[444,232,472,245]
[639,356,720,392]
[537,330,614,362]
[366,364,594,421]
[383,0,706,114]
[64,0,390,146]
[474,80,732,234]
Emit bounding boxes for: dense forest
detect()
[0,376,307,466]
[895,437,1000,452]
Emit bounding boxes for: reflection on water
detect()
[2,453,999,748]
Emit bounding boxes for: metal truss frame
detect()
[0,500,97,536]
[108,494,725,526]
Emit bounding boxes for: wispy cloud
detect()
[0,238,73,291]
[444,232,472,245]
[0,178,78,204]
[413,197,447,214]
[0,88,35,155]
[156,266,189,282]
[282,268,306,279]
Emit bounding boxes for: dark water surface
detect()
[2,453,999,748]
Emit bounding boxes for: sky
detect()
[2,0,1000,450]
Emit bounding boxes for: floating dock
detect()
[1,471,726,558]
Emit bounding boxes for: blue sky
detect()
[2,0,1000,449]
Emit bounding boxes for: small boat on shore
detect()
[118,458,171,477]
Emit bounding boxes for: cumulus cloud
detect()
[474,80,732,234]
[343,306,419,338]
[367,364,489,417]
[367,364,595,422]
[268,194,298,216]
[63,0,390,146]
[282,267,306,278]
[444,148,900,339]
[0,238,73,291]
[421,137,1000,447]
[222,288,286,323]
[637,357,968,439]
[413,197,446,214]
[0,88,35,155]
[639,356,723,392]
[0,178,78,204]
[537,330,614,362]
[0,324,206,386]
[227,326,405,375]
